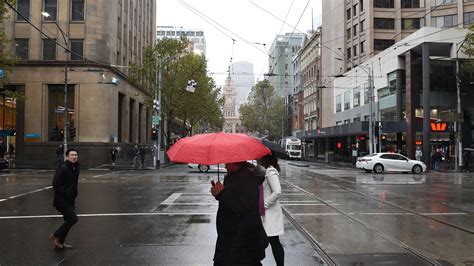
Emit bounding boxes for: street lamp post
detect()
[42,12,69,156]
[154,59,162,169]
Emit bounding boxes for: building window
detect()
[353,25,358,36]
[360,0,364,11]
[353,45,358,57]
[374,0,394,8]
[344,90,351,110]
[374,18,395,29]
[15,39,29,60]
[360,20,365,32]
[360,40,365,54]
[44,0,58,21]
[48,84,75,141]
[401,0,420,7]
[42,38,56,60]
[353,4,358,16]
[16,0,30,21]
[374,39,395,50]
[432,0,456,5]
[353,87,361,107]
[347,28,351,40]
[344,119,350,124]
[70,39,83,60]
[71,0,85,21]
[431,15,458,27]
[336,95,342,112]
[346,8,351,20]
[464,12,474,25]
[347,48,352,59]
[402,18,424,29]
[0,86,18,131]
[354,117,361,123]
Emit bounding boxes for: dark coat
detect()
[213,166,268,265]
[53,160,80,207]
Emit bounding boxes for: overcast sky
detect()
[156,0,322,87]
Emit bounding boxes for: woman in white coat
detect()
[258,153,284,266]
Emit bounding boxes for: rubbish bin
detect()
[325,151,334,163]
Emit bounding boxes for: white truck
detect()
[280,137,302,160]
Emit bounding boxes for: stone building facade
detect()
[2,0,156,168]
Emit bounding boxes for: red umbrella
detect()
[167,132,271,165]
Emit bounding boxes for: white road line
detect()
[161,203,217,206]
[161,193,181,205]
[0,174,14,177]
[421,212,468,216]
[280,201,320,203]
[0,199,6,202]
[0,212,216,220]
[281,203,340,206]
[5,186,52,200]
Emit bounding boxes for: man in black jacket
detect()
[49,148,80,250]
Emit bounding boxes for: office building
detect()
[156,26,206,56]
[2,0,156,167]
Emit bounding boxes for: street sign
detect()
[152,115,160,125]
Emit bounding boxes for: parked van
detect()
[280,137,302,160]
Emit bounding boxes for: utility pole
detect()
[154,59,162,169]
[455,41,465,171]
[368,65,374,154]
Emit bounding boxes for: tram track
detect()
[295,167,474,234]
[280,167,455,265]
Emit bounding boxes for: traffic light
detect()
[151,128,158,141]
[153,99,160,113]
[69,126,76,140]
[449,131,455,145]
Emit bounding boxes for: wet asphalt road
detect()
[0,162,473,265]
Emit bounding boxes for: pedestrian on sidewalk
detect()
[110,146,118,169]
[55,144,64,168]
[432,148,442,172]
[49,148,80,250]
[258,153,285,266]
[415,146,422,161]
[210,161,268,265]
[132,145,142,169]
[139,146,146,168]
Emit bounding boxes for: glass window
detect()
[402,18,424,29]
[71,0,85,21]
[70,39,83,60]
[360,0,364,11]
[432,0,456,5]
[374,18,395,29]
[347,47,351,59]
[360,20,365,32]
[48,85,75,141]
[16,0,30,21]
[464,12,474,25]
[15,39,29,60]
[44,0,58,21]
[374,0,394,8]
[43,38,56,60]
[353,4,358,16]
[360,40,365,54]
[353,87,361,107]
[353,44,358,57]
[374,39,395,50]
[431,15,458,27]
[347,28,351,40]
[336,95,342,112]
[346,8,351,20]
[401,0,420,8]
[344,90,351,110]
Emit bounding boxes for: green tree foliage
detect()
[239,80,288,141]
[131,37,224,147]
[462,24,474,58]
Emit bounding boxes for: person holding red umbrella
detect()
[210,161,269,265]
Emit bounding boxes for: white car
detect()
[188,163,226,173]
[356,153,426,174]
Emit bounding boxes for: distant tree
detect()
[239,80,288,141]
[131,37,224,148]
[462,24,474,58]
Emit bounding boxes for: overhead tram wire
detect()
[179,0,268,56]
